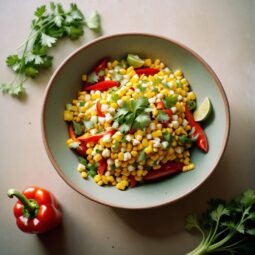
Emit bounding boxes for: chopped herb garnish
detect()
[72,121,84,136]
[137,150,146,162]
[176,80,182,88]
[179,135,193,145]
[87,72,99,83]
[163,95,178,108]
[83,120,94,130]
[157,110,170,122]
[114,97,150,133]
[78,156,88,167]
[187,100,197,111]
[163,131,172,144]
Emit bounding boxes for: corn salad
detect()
[64,55,197,190]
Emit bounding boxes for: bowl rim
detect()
[41,32,230,210]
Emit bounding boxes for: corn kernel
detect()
[97,180,104,186]
[152,109,158,117]
[144,59,152,67]
[119,68,126,75]
[183,163,195,172]
[142,138,149,147]
[81,172,88,179]
[144,146,153,154]
[174,70,183,77]
[94,154,102,162]
[94,175,101,182]
[137,169,143,177]
[118,152,124,161]
[64,111,73,121]
[116,183,125,190]
[135,176,143,181]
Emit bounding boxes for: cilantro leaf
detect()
[6,55,20,67]
[86,11,101,31]
[0,83,26,97]
[87,72,99,83]
[185,214,200,231]
[137,150,146,162]
[83,120,94,130]
[78,156,88,167]
[119,123,131,133]
[163,95,178,108]
[54,15,64,27]
[157,110,170,122]
[34,5,46,18]
[72,121,84,136]
[111,94,120,102]
[240,189,255,207]
[163,131,172,144]
[133,113,150,129]
[40,33,57,47]
[65,25,84,40]
[24,66,39,78]
[135,97,149,111]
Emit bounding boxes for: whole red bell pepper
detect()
[84,80,120,91]
[143,162,184,181]
[7,187,62,234]
[77,129,116,143]
[96,101,106,117]
[185,107,209,153]
[68,124,87,156]
[135,68,160,76]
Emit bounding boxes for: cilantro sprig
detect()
[186,190,255,255]
[114,97,150,133]
[1,2,101,97]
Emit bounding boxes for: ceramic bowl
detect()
[41,33,230,209]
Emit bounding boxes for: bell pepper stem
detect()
[7,189,38,213]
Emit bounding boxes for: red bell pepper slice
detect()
[130,175,137,188]
[7,186,62,234]
[135,68,160,76]
[98,160,107,175]
[163,109,173,117]
[94,58,108,74]
[156,100,165,109]
[83,81,120,91]
[68,124,77,141]
[96,101,106,117]
[185,107,209,153]
[68,124,87,156]
[77,129,116,143]
[143,162,184,181]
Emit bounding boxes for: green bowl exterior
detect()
[42,33,230,209]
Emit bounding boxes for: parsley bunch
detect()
[113,97,151,133]
[1,2,101,97]
[186,190,255,255]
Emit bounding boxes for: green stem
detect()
[7,189,37,213]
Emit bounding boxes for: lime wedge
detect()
[193,97,212,122]
[127,54,144,68]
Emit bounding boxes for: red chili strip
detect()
[135,68,160,76]
[143,162,184,181]
[83,81,120,91]
[185,107,209,153]
[96,101,106,117]
[77,129,116,143]
[98,160,107,175]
